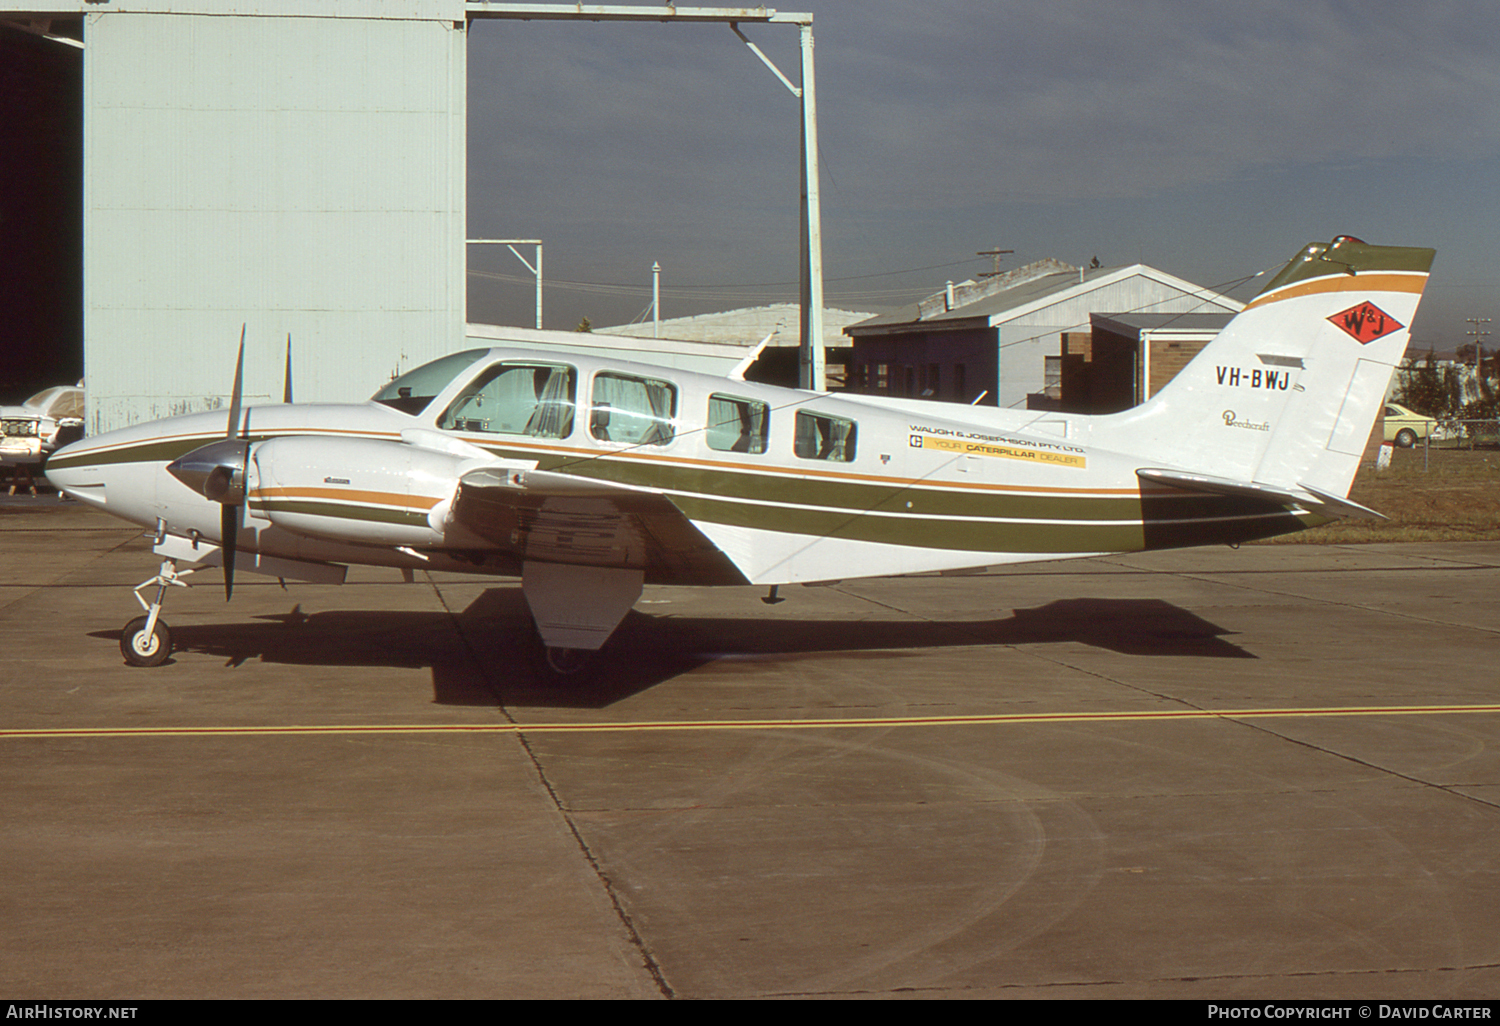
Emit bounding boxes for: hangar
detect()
[0,2,824,434]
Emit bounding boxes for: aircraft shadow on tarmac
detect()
[90,587,1252,708]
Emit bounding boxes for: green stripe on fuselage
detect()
[60,433,1313,552]
[250,499,429,528]
[483,443,1145,521]
[476,442,1286,530]
[46,434,226,471]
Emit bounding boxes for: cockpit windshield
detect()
[371,349,488,415]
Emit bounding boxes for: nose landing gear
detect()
[120,557,195,667]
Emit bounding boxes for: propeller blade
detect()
[227,325,246,440]
[221,502,239,601]
[283,333,293,404]
[222,327,248,601]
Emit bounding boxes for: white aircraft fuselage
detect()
[51,361,1270,582]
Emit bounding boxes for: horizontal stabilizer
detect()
[1297,483,1387,521]
[1136,468,1385,521]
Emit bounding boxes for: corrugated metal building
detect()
[599,303,873,388]
[464,322,756,378]
[844,259,1242,410]
[3,1,468,433]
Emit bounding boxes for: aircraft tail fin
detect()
[1092,236,1435,500]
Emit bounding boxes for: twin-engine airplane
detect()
[48,236,1434,676]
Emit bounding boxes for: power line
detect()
[466,257,985,293]
[467,268,937,305]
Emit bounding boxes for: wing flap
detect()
[450,467,748,585]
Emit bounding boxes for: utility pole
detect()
[977,247,1014,279]
[467,239,543,329]
[1467,317,1492,369]
[467,6,824,376]
[652,262,661,339]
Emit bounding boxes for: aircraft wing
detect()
[449,466,748,585]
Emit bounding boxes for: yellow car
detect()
[1383,403,1439,448]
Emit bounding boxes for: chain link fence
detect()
[1394,418,1500,471]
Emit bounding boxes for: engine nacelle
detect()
[251,436,475,548]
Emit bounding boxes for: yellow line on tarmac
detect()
[5,704,1500,741]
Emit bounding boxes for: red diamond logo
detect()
[1328,302,1403,344]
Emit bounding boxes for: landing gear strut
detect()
[120,557,194,667]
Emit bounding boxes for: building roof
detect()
[1091,311,1237,336]
[600,303,872,348]
[464,323,755,377]
[846,259,1241,336]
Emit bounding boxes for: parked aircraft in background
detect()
[1,383,85,468]
[47,236,1434,677]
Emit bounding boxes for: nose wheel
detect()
[120,556,195,667]
[121,615,172,667]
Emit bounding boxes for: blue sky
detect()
[466,1,1500,349]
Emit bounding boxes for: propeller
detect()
[166,326,249,601]
[219,331,247,600]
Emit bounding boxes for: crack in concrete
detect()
[429,575,676,999]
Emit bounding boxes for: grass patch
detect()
[1261,445,1500,543]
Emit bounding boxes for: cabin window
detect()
[794,410,857,462]
[706,394,769,454]
[590,372,677,446]
[438,362,576,439]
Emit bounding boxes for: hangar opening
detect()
[0,17,82,401]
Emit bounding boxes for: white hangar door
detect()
[83,7,467,433]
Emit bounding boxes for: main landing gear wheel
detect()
[543,645,593,679]
[121,615,172,667]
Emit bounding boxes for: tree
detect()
[1394,349,1461,417]
[1462,366,1500,420]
